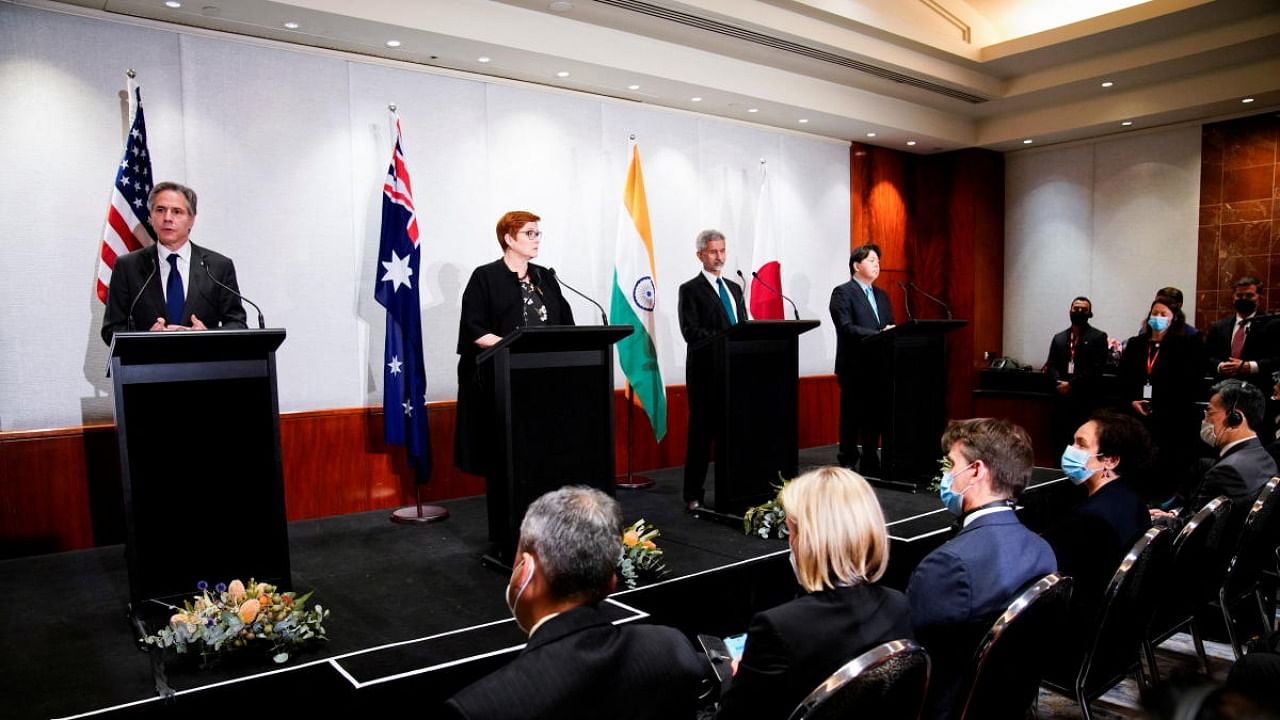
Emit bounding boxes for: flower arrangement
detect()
[927,455,954,493]
[1106,337,1124,369]
[617,519,668,589]
[743,480,790,539]
[142,579,328,665]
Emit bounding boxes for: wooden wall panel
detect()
[1,376,839,558]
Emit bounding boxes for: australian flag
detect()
[375,114,432,482]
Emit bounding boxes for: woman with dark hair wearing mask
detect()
[1043,410,1152,635]
[1118,294,1206,500]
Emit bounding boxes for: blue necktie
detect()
[864,285,880,325]
[717,278,737,325]
[166,254,184,325]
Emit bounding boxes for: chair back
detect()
[1076,526,1174,696]
[1222,477,1280,600]
[959,573,1073,720]
[788,639,929,720]
[1152,496,1232,635]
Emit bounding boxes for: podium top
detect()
[879,319,967,336]
[691,319,820,350]
[109,328,286,365]
[477,324,633,363]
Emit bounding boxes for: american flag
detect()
[374,113,432,482]
[96,80,155,303]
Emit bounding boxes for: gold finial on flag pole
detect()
[388,103,397,113]
[629,133,636,141]
[126,69,136,79]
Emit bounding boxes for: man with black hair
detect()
[1045,296,1109,446]
[1208,276,1279,440]
[829,243,894,475]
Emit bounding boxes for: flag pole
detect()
[614,385,656,489]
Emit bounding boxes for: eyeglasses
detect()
[518,230,543,239]
[1203,406,1223,418]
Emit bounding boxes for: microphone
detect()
[125,258,159,331]
[897,281,914,322]
[201,257,265,329]
[908,281,952,320]
[748,270,800,320]
[549,268,607,325]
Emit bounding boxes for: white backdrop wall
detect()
[0,4,850,431]
[1003,125,1201,367]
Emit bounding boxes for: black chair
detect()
[1212,476,1280,658]
[1042,526,1174,720]
[959,573,1073,720]
[787,639,929,720]
[1144,495,1232,678]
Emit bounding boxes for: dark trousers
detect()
[838,375,882,474]
[683,381,717,503]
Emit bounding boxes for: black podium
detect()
[109,329,289,617]
[861,319,966,488]
[690,319,819,514]
[477,325,633,564]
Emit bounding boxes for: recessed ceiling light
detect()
[1100,81,1114,88]
[906,140,917,146]
[164,0,181,7]
[1121,120,1133,126]
[747,108,759,113]
[385,40,402,48]
[798,118,809,124]
[1022,139,1034,144]
[1242,97,1255,103]
[549,0,574,10]
[477,56,491,63]
[866,132,877,138]
[283,21,299,29]
[627,84,639,90]
[691,97,702,102]
[556,71,570,78]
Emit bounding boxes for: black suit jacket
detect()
[1186,437,1276,522]
[718,583,913,720]
[1045,324,1109,385]
[1206,314,1279,387]
[443,605,710,720]
[829,279,893,378]
[678,273,747,381]
[101,242,248,344]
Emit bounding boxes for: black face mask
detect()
[1069,310,1090,326]
[1234,298,1258,316]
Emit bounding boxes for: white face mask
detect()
[1199,420,1220,448]
[506,555,535,635]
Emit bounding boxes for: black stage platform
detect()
[3,446,1070,720]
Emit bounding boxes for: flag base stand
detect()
[390,504,449,524]
[614,472,655,490]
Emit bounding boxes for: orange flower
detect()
[254,582,270,596]
[238,598,261,624]
[257,594,271,606]
[623,530,639,547]
[642,540,656,550]
[227,579,246,602]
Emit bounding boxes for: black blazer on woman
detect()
[454,258,574,474]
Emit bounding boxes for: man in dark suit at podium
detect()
[678,229,748,511]
[102,181,247,344]
[444,486,711,719]
[829,244,894,475]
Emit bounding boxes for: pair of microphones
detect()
[124,255,266,330]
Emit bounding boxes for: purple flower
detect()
[215,582,227,593]
[197,580,209,591]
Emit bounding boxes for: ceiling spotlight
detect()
[1100,81,1114,88]
[691,97,702,102]
[282,21,299,29]
[906,140,917,146]
[555,71,570,78]
[627,84,639,90]
[1242,97,1255,103]
[1022,139,1034,144]
[798,118,809,124]
[1121,120,1133,126]
[866,132,877,138]
[477,56,491,63]
[747,108,759,113]
[164,0,181,6]
[549,0,574,10]
[385,40,402,48]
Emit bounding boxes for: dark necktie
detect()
[1231,319,1246,359]
[166,254,184,325]
[717,278,737,325]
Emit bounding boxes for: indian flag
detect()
[610,143,667,441]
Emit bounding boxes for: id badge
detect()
[1067,360,1075,375]
[1142,383,1153,400]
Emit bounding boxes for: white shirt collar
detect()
[1219,435,1255,457]
[528,611,561,638]
[157,241,192,265]
[962,505,1012,527]
[701,269,724,286]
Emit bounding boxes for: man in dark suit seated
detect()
[1044,296,1110,447]
[1151,379,1276,541]
[444,486,711,720]
[828,243,895,475]
[101,181,247,343]
[906,418,1057,720]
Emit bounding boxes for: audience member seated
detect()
[1150,379,1276,542]
[1226,630,1280,716]
[907,418,1057,720]
[1042,410,1152,656]
[717,466,912,720]
[444,486,711,720]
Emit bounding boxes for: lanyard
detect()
[1068,330,1078,361]
[1146,342,1161,378]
